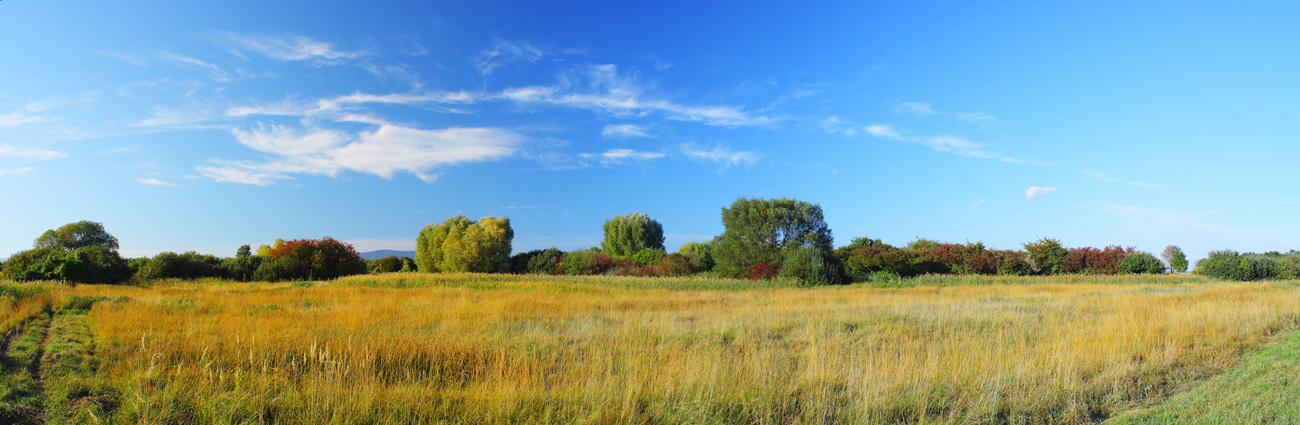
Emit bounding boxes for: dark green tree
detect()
[1023,238,1069,275]
[34,220,119,251]
[237,245,253,259]
[601,212,665,257]
[712,197,836,280]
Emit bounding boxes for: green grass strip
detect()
[1107,329,1300,424]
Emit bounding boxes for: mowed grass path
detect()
[3,273,1300,423]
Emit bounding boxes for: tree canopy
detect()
[712,197,834,279]
[416,215,513,273]
[33,220,119,251]
[601,212,665,257]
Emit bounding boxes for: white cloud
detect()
[1025,186,1057,199]
[161,52,232,82]
[602,124,651,139]
[955,112,996,125]
[137,178,180,187]
[496,64,778,127]
[201,123,521,185]
[680,144,762,168]
[579,148,665,164]
[0,112,48,127]
[864,124,903,140]
[820,116,857,136]
[0,167,35,176]
[895,102,934,116]
[0,145,66,161]
[1084,169,1116,182]
[476,40,545,76]
[865,124,1034,163]
[218,32,365,64]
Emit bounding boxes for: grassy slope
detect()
[1107,328,1300,424]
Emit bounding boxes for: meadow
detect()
[2,273,1299,424]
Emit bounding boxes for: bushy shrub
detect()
[1,246,132,284]
[252,257,309,282]
[749,261,783,281]
[136,251,224,280]
[261,237,366,281]
[1023,238,1069,275]
[560,250,614,276]
[677,240,716,272]
[779,246,845,286]
[630,248,667,267]
[1118,252,1166,274]
[369,256,405,273]
[714,197,834,279]
[1063,246,1134,275]
[523,248,564,275]
[601,212,665,257]
[656,253,695,277]
[416,216,513,273]
[843,237,891,251]
[1196,250,1300,281]
[220,256,263,282]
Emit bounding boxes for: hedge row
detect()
[835,238,1166,279]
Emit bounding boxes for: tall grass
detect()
[38,275,1300,423]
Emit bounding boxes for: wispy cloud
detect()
[161,52,232,82]
[819,116,857,136]
[579,148,665,164]
[972,198,988,208]
[602,124,651,139]
[1129,181,1162,189]
[0,167,35,176]
[680,144,762,168]
[1084,169,1116,182]
[864,124,903,140]
[0,112,50,127]
[217,32,365,65]
[0,145,66,161]
[476,39,545,76]
[1025,186,1057,199]
[865,124,1033,163]
[137,178,180,187]
[497,64,778,127]
[954,112,996,125]
[199,123,521,185]
[895,102,934,116]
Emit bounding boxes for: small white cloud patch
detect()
[895,102,934,116]
[1025,186,1057,199]
[137,178,180,187]
[601,124,651,139]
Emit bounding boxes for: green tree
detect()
[1162,245,1186,273]
[1023,238,1069,275]
[416,216,513,273]
[601,212,665,257]
[236,245,252,259]
[34,220,119,251]
[1171,250,1189,273]
[712,197,836,279]
[677,239,716,272]
[1118,252,1166,274]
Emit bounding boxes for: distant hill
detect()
[359,250,417,260]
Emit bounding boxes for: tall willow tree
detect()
[416,216,513,273]
[601,212,665,257]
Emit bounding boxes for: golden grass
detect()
[35,275,1300,423]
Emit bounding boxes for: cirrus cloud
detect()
[1025,186,1057,199]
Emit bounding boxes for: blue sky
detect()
[3,1,1299,263]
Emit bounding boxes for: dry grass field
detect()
[3,273,1299,424]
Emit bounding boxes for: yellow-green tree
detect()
[416,216,513,273]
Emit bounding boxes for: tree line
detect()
[0,198,1213,285]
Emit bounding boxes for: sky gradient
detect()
[3,1,1299,263]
